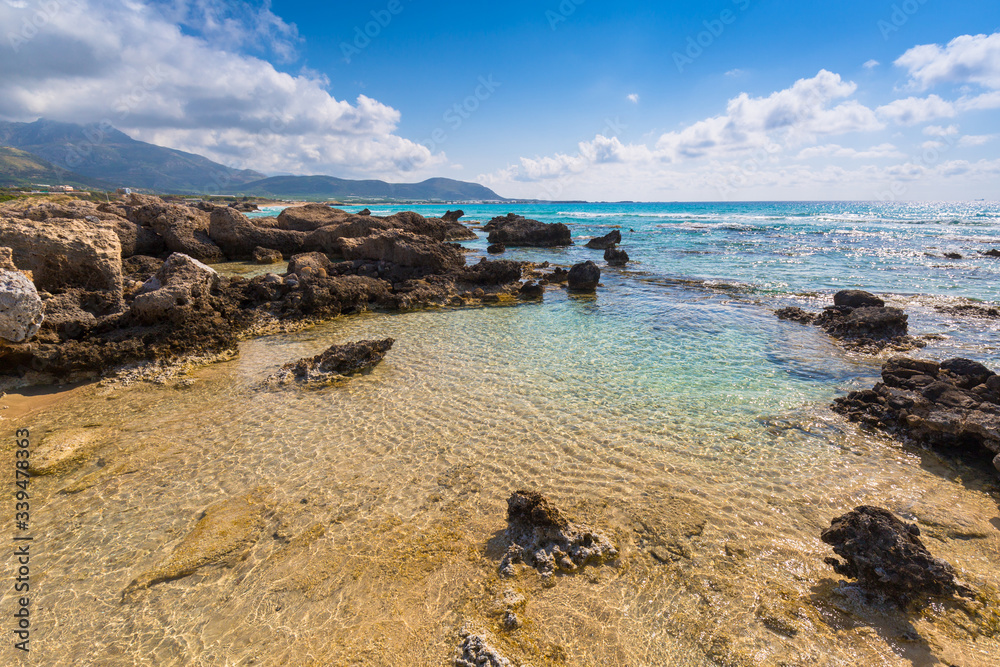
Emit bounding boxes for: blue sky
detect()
[3,0,1000,199]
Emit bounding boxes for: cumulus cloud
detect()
[0,0,440,177]
[923,124,959,136]
[796,143,904,160]
[896,32,1000,90]
[875,95,956,125]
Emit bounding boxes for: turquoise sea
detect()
[12,200,1000,665]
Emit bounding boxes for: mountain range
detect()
[0,119,506,201]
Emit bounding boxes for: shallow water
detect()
[5,202,1000,665]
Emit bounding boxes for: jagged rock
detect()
[0,216,124,315]
[287,252,333,278]
[0,247,15,271]
[518,281,543,299]
[339,231,465,272]
[834,289,884,308]
[455,628,512,667]
[0,270,43,342]
[821,505,972,604]
[936,303,1000,319]
[982,249,1000,258]
[228,201,258,212]
[209,207,308,259]
[833,356,1000,476]
[118,195,222,262]
[604,245,629,266]
[498,490,618,585]
[567,260,600,292]
[39,289,100,339]
[442,210,464,222]
[130,253,221,324]
[276,204,350,231]
[775,306,816,324]
[123,488,270,596]
[262,338,394,387]
[485,213,572,247]
[585,230,621,249]
[122,255,164,282]
[544,267,569,283]
[458,259,524,285]
[487,243,506,254]
[252,247,283,264]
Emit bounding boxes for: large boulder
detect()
[834,289,884,309]
[118,195,221,262]
[821,506,971,604]
[458,258,524,285]
[567,260,600,291]
[485,213,572,247]
[209,207,309,260]
[833,356,1000,476]
[338,231,465,272]
[585,230,621,249]
[780,292,921,352]
[276,204,350,231]
[130,253,221,324]
[0,270,44,342]
[0,216,124,314]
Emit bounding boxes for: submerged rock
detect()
[485,213,572,247]
[567,260,600,292]
[585,230,621,249]
[820,505,972,604]
[123,487,270,597]
[832,356,1000,475]
[499,489,618,584]
[262,338,394,388]
[775,306,816,324]
[454,628,512,667]
[0,269,43,342]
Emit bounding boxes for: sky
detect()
[2,0,1000,200]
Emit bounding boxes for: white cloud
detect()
[0,0,440,177]
[627,93,640,104]
[958,90,1000,110]
[896,32,1000,90]
[796,143,904,160]
[863,59,880,69]
[958,134,996,147]
[923,124,959,136]
[922,140,945,150]
[725,69,745,77]
[875,95,956,125]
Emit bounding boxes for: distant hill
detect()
[0,119,264,193]
[228,175,506,201]
[0,146,112,189]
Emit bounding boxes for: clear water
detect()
[6,202,1000,666]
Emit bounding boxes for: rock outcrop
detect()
[209,207,308,260]
[485,213,572,247]
[130,253,221,324]
[567,260,600,292]
[604,245,629,266]
[585,230,621,249]
[276,204,350,231]
[776,290,922,352]
[115,195,222,261]
[0,270,44,342]
[262,338,394,387]
[821,505,972,604]
[498,490,618,585]
[454,628,513,667]
[252,247,283,264]
[487,243,505,254]
[832,356,1000,475]
[339,231,465,273]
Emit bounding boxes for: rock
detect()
[130,253,221,324]
[944,252,962,259]
[458,259,524,285]
[0,216,124,314]
[0,247,14,271]
[833,290,884,308]
[123,488,269,596]
[818,306,909,340]
[228,201,258,212]
[485,213,572,247]
[936,303,1000,319]
[358,208,371,216]
[821,505,972,604]
[287,252,333,278]
[833,356,1000,476]
[39,289,99,339]
[567,260,600,292]
[121,195,221,262]
[262,338,394,387]
[585,230,621,249]
[276,203,350,231]
[28,426,105,475]
[442,210,464,222]
[122,255,164,283]
[982,249,1000,258]
[252,247,283,264]
[0,270,44,342]
[382,210,477,241]
[544,267,569,283]
[209,207,308,259]
[604,245,629,266]
[518,281,543,299]
[775,306,816,324]
[487,243,506,254]
[498,490,618,585]
[339,231,465,272]
[455,628,512,667]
